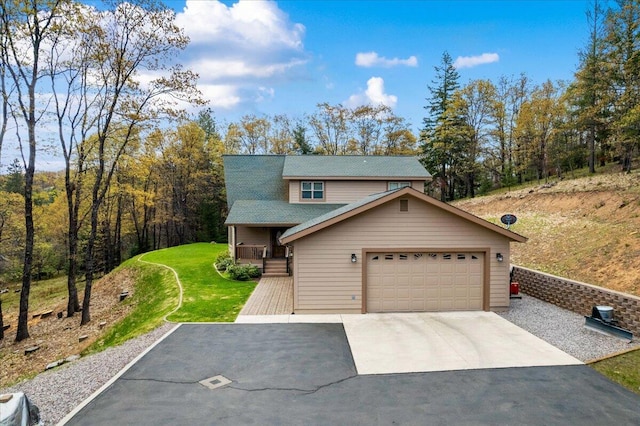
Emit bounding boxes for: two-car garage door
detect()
[366,252,484,312]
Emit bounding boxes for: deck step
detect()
[263,259,288,276]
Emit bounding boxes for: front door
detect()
[271,228,287,258]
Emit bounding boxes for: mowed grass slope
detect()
[140,242,256,322]
[88,257,179,352]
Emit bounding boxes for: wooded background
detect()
[0,0,638,339]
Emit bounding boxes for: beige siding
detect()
[236,226,270,246]
[411,181,425,192]
[288,180,426,204]
[292,195,512,313]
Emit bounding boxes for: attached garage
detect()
[366,251,485,312]
[279,187,527,315]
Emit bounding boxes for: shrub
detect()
[215,252,233,271]
[246,264,261,278]
[227,263,261,281]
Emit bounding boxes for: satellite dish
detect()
[500,214,517,229]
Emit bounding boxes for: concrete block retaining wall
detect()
[512,265,640,337]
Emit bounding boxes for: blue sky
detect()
[2,0,595,171]
[169,0,591,130]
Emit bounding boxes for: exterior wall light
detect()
[496,253,504,262]
[351,253,357,263]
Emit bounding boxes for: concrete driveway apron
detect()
[341,311,582,374]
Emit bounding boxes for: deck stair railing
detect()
[262,246,267,271]
[285,246,291,275]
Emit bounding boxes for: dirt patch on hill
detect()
[0,269,137,388]
[455,172,640,296]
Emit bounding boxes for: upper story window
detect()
[301,181,324,200]
[388,181,411,190]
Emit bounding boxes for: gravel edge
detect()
[1,322,175,425]
[2,296,638,425]
[498,294,638,362]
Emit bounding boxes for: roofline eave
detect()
[280,187,527,244]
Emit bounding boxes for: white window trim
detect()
[300,181,325,201]
[388,181,411,190]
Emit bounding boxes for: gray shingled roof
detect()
[282,155,431,178]
[223,155,287,208]
[280,189,400,240]
[225,200,346,225]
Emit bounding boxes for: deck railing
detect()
[236,244,266,261]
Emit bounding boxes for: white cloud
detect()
[176,0,305,49]
[355,51,418,68]
[190,58,307,80]
[345,77,397,109]
[453,53,499,69]
[175,1,308,107]
[198,84,242,109]
[256,87,275,103]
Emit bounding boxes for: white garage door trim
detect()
[362,248,490,313]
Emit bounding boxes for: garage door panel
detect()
[367,251,485,313]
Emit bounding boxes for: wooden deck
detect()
[239,277,293,315]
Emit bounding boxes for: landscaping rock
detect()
[119,291,129,301]
[45,360,63,371]
[40,310,53,319]
[24,346,40,355]
[99,321,107,329]
[78,335,88,342]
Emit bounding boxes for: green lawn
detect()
[591,348,640,395]
[88,243,255,353]
[140,242,256,322]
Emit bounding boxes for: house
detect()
[224,155,526,314]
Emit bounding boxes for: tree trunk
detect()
[588,127,596,174]
[114,194,122,266]
[81,203,100,325]
[66,188,80,316]
[66,236,80,317]
[16,144,35,342]
[622,146,632,173]
[0,298,4,340]
[440,163,446,202]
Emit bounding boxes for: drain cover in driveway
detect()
[199,375,231,390]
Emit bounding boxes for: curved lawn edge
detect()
[138,253,184,322]
[138,243,256,323]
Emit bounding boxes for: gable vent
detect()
[400,199,409,212]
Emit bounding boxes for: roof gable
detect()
[282,155,431,179]
[280,187,527,244]
[223,155,287,207]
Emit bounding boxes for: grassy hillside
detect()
[0,243,253,387]
[455,168,640,296]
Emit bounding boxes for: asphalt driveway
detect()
[63,323,640,425]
